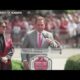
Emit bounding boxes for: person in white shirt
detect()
[67,18,77,38]
[67,15,77,47]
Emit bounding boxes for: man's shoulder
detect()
[27,30,35,35]
[43,30,52,35]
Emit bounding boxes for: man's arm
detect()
[6,47,14,59]
[6,39,14,59]
[22,34,29,48]
[1,39,14,62]
[21,34,30,61]
[48,33,58,48]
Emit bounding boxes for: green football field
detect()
[12,60,23,70]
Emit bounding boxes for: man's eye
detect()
[38,24,44,26]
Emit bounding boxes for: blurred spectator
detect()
[67,14,77,38]
[60,16,68,34]
[45,14,57,35]
[1,11,80,48]
[19,16,32,43]
[27,16,35,31]
[76,15,80,47]
[54,18,63,44]
[67,14,77,47]
[3,16,12,35]
[11,16,22,47]
[59,16,69,45]
[45,18,53,32]
[19,16,28,37]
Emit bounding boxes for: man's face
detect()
[35,19,45,32]
[0,26,5,34]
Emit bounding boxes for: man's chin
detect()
[39,30,43,33]
[37,28,44,32]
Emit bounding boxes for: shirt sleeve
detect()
[6,39,14,59]
[49,33,58,48]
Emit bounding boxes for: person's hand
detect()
[46,38,58,48]
[1,57,8,63]
[46,38,53,44]
[52,41,58,48]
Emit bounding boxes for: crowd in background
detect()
[1,12,80,48]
